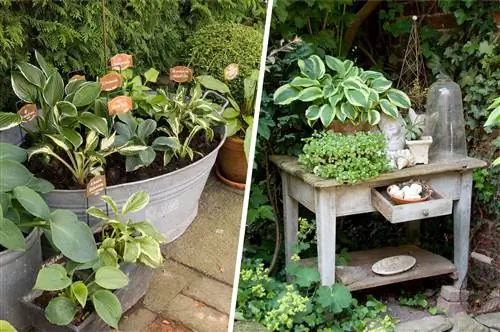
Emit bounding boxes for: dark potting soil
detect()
[33,290,92,326]
[26,132,221,189]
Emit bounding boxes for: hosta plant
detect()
[86,191,166,268]
[274,54,411,127]
[484,96,499,166]
[299,131,389,183]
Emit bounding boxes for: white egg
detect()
[388,185,400,195]
[393,191,404,199]
[404,194,421,200]
[405,187,419,196]
[410,183,423,194]
[402,186,411,193]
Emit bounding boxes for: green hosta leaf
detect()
[86,207,109,220]
[290,77,319,88]
[343,60,354,74]
[0,193,10,212]
[34,264,71,291]
[0,160,33,192]
[137,119,156,140]
[222,107,240,120]
[45,297,77,326]
[79,112,108,136]
[151,136,181,151]
[13,186,50,219]
[26,177,54,194]
[316,284,352,313]
[273,84,300,105]
[368,88,380,106]
[17,62,45,88]
[386,88,411,108]
[196,75,230,94]
[35,50,56,77]
[138,236,163,268]
[0,143,26,162]
[139,147,156,165]
[361,70,383,81]
[56,101,78,119]
[305,105,321,121]
[379,99,399,118]
[98,248,119,268]
[122,191,149,215]
[123,241,141,263]
[341,102,356,120]
[298,87,323,102]
[60,128,83,150]
[49,210,97,263]
[0,320,17,332]
[46,134,71,152]
[342,77,364,90]
[11,72,38,103]
[319,104,335,127]
[73,82,102,108]
[345,89,369,108]
[370,77,392,93]
[132,221,165,243]
[100,195,118,216]
[329,94,343,108]
[43,72,64,107]
[95,266,129,289]
[71,281,88,308]
[65,79,86,96]
[298,55,325,80]
[484,105,500,127]
[0,215,25,251]
[367,109,381,125]
[322,83,336,99]
[92,290,122,329]
[0,112,23,131]
[144,68,159,83]
[325,55,345,75]
[100,132,116,151]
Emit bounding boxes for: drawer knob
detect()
[422,209,429,216]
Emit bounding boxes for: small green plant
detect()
[273,54,411,127]
[484,96,500,166]
[0,320,17,332]
[404,116,424,141]
[398,293,428,309]
[299,131,389,183]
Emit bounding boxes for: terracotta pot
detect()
[327,120,371,134]
[217,136,247,185]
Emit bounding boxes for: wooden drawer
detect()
[371,187,452,223]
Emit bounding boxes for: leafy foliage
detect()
[299,131,389,183]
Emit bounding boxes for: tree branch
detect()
[343,0,382,56]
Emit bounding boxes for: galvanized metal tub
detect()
[43,126,226,242]
[0,228,42,331]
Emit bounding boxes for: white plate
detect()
[371,255,416,275]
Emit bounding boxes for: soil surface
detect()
[26,132,221,190]
[33,290,92,326]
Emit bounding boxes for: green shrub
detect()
[299,131,389,183]
[184,22,263,102]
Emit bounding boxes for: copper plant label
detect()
[169,66,193,83]
[86,175,107,197]
[107,95,132,115]
[224,63,239,81]
[18,104,38,122]
[110,54,133,70]
[100,72,123,91]
[69,74,86,82]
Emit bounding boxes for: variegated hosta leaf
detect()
[367,109,381,125]
[85,130,99,153]
[305,105,321,121]
[341,102,356,120]
[298,87,323,102]
[319,104,335,127]
[329,94,343,108]
[298,55,325,80]
[101,132,116,151]
[370,77,392,93]
[379,99,399,118]
[386,88,411,109]
[27,145,55,160]
[0,112,22,131]
[325,55,345,75]
[46,134,71,152]
[341,76,364,90]
[344,89,369,108]
[273,84,300,105]
[290,77,320,88]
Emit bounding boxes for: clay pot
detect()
[216,136,247,187]
[327,120,371,134]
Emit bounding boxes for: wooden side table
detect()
[270,155,487,290]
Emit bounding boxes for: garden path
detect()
[118,175,244,332]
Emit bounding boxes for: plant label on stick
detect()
[107,96,132,115]
[224,63,239,81]
[169,66,192,83]
[17,104,38,122]
[100,72,123,91]
[86,175,106,197]
[110,54,133,70]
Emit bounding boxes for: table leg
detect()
[282,173,299,269]
[453,171,473,289]
[315,187,336,286]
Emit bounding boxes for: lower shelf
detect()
[302,245,457,291]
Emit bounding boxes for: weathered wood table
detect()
[270,155,487,290]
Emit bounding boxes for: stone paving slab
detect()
[182,275,233,314]
[120,307,157,332]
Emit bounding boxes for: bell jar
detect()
[424,74,467,161]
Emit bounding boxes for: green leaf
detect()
[138,236,163,268]
[0,143,26,162]
[13,186,50,219]
[45,297,77,326]
[386,88,411,108]
[95,266,129,289]
[367,109,381,125]
[290,77,319,88]
[273,84,300,105]
[316,284,352,313]
[100,195,118,216]
[49,209,97,263]
[55,101,78,119]
[72,82,102,108]
[144,68,159,83]
[322,83,336,99]
[291,266,320,288]
[71,281,88,308]
[122,191,149,215]
[11,72,38,103]
[0,320,17,332]
[35,50,56,77]
[60,128,83,150]
[0,112,22,131]
[123,241,141,263]
[86,206,109,220]
[79,112,108,136]
[17,62,45,88]
[298,87,323,102]
[0,160,34,192]
[26,177,54,194]
[196,75,230,94]
[298,55,325,80]
[43,72,64,107]
[34,264,72,291]
[325,55,345,75]
[46,134,71,152]
[92,290,122,329]
[305,105,321,121]
[329,94,343,108]
[379,99,399,118]
[371,77,392,93]
[65,79,86,96]
[341,102,356,120]
[342,77,364,90]
[137,119,156,140]
[0,216,25,251]
[131,221,165,242]
[319,104,335,127]
[345,89,369,108]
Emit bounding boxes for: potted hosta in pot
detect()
[404,113,432,164]
[273,54,411,133]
